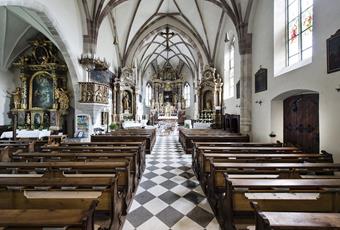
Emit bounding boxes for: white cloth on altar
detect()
[193,122,212,129]
[0,129,51,139]
[158,116,178,120]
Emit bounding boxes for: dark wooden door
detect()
[284,94,319,153]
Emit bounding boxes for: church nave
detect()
[123,135,220,230]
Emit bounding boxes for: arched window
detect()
[224,38,235,99]
[184,82,190,108]
[287,0,313,66]
[145,82,152,107]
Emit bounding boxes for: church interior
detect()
[0,0,340,229]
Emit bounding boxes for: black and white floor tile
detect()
[123,134,220,230]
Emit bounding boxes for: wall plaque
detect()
[255,68,268,93]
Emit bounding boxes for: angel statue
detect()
[7,87,22,109]
[55,88,70,111]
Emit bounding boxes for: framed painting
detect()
[236,80,240,99]
[327,30,340,74]
[31,72,54,109]
[255,68,268,93]
[76,114,90,138]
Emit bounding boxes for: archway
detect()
[0,1,81,135]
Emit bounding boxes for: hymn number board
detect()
[255,68,268,93]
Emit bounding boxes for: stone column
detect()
[239,33,253,135]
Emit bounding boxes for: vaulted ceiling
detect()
[109,0,227,74]
[0,6,56,70]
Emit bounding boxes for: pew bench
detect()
[253,211,340,230]
[0,204,97,230]
[0,161,133,215]
[11,150,142,187]
[218,178,340,230]
[197,152,334,190]
[0,174,121,230]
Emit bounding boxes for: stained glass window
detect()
[145,82,152,107]
[287,0,313,66]
[184,82,190,108]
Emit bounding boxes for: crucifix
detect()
[160,26,175,51]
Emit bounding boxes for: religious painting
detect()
[236,80,240,99]
[90,70,113,84]
[43,112,50,129]
[76,114,90,138]
[203,90,213,111]
[50,112,57,126]
[31,72,54,109]
[33,113,42,129]
[17,112,26,127]
[327,30,340,73]
[255,68,268,93]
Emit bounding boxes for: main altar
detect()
[149,63,186,125]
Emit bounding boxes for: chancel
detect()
[0,0,340,230]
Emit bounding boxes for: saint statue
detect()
[55,88,69,110]
[7,87,22,109]
[205,100,212,110]
[122,92,130,113]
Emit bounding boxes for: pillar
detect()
[239,32,253,135]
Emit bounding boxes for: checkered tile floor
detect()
[123,134,220,230]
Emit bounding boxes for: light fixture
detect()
[336,85,340,92]
[255,100,263,106]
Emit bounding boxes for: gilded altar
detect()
[198,66,223,128]
[10,38,70,130]
[112,67,136,122]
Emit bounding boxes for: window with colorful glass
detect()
[287,0,313,66]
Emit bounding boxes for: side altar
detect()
[9,39,70,131]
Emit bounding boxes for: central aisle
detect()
[123,135,220,230]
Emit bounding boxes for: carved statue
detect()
[95,85,103,102]
[205,100,212,110]
[81,85,88,102]
[55,88,69,110]
[122,91,130,113]
[7,87,22,109]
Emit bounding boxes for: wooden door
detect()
[284,94,319,153]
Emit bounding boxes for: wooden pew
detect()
[178,128,250,154]
[207,162,340,213]
[58,141,146,172]
[198,152,333,192]
[192,141,284,169]
[0,161,133,214]
[0,174,122,230]
[91,128,156,154]
[253,210,340,230]
[220,178,340,230]
[11,150,141,191]
[193,145,301,178]
[0,201,98,230]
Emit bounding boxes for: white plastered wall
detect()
[251,0,340,162]
[215,18,241,116]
